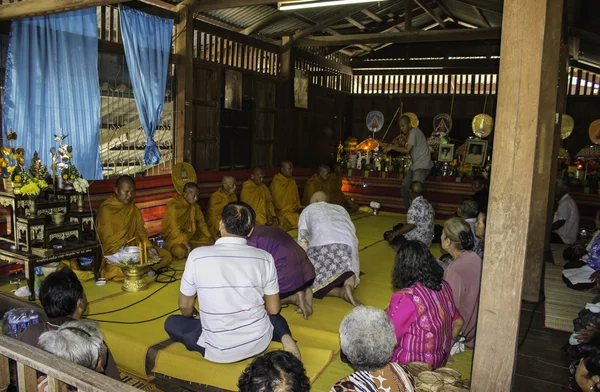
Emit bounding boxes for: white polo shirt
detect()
[180,236,279,363]
[553,193,579,245]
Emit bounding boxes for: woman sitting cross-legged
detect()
[331,306,414,392]
[387,240,464,369]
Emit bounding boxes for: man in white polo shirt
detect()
[164,201,300,363]
[551,179,579,245]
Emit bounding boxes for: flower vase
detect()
[12,182,22,195]
[77,193,85,212]
[28,198,37,217]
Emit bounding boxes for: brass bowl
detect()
[51,212,66,225]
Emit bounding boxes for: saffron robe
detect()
[240,180,276,226]
[302,174,330,206]
[329,173,359,212]
[162,194,212,259]
[96,195,171,280]
[269,173,301,230]
[206,188,237,238]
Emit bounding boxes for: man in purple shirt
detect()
[248,225,316,319]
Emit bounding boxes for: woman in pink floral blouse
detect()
[387,240,464,368]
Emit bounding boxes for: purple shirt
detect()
[247,225,316,294]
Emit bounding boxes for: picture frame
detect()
[294,69,308,109]
[464,139,488,166]
[438,144,455,162]
[224,69,242,111]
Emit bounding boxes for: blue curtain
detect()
[119,5,173,166]
[2,9,102,179]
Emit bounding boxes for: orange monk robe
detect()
[240,180,276,226]
[269,173,301,230]
[302,174,331,206]
[96,195,172,281]
[329,173,359,212]
[162,194,212,260]
[206,188,237,238]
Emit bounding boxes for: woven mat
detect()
[544,264,596,332]
[120,372,162,391]
[551,244,570,267]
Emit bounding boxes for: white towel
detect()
[562,265,596,285]
[585,303,600,313]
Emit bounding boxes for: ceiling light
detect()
[278,0,388,11]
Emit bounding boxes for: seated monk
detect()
[240,167,279,226]
[269,161,302,230]
[96,175,172,280]
[162,182,213,260]
[302,164,331,206]
[248,225,316,319]
[206,176,237,239]
[329,163,359,212]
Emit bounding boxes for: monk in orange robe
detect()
[96,175,172,281]
[240,167,279,226]
[206,175,237,238]
[269,161,302,230]
[302,165,331,206]
[329,163,359,212]
[162,182,213,260]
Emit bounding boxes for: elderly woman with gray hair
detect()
[37,320,109,391]
[331,306,414,392]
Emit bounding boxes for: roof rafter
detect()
[191,0,277,12]
[0,0,129,21]
[295,27,502,46]
[472,6,492,27]
[451,0,503,15]
[240,10,288,35]
[414,0,447,29]
[289,4,366,44]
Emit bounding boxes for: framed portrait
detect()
[294,69,308,109]
[464,139,488,166]
[438,144,455,162]
[224,70,242,110]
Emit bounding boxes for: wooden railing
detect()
[0,335,138,392]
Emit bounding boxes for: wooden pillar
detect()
[174,8,194,164]
[405,0,413,31]
[544,44,570,257]
[471,0,563,389]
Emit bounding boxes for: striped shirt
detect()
[180,236,279,363]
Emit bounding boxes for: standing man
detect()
[164,202,300,362]
[383,115,432,211]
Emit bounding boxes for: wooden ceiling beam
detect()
[452,0,503,15]
[472,6,491,27]
[295,27,502,46]
[431,0,457,21]
[174,0,197,13]
[0,0,129,21]
[290,4,365,43]
[137,0,175,11]
[352,58,500,69]
[361,9,382,23]
[345,16,366,30]
[190,0,276,12]
[240,11,288,35]
[414,0,446,29]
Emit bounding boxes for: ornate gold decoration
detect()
[172,162,197,194]
[37,207,67,217]
[0,197,12,207]
[48,230,79,242]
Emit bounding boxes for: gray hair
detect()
[459,199,478,219]
[38,319,104,370]
[339,306,397,371]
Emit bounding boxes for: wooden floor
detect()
[515,301,572,392]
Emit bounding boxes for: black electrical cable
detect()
[518,291,546,349]
[84,267,180,317]
[87,308,179,324]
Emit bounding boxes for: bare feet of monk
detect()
[281,334,301,360]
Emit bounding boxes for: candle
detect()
[138,243,143,264]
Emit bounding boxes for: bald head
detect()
[182,182,200,205]
[310,191,329,204]
[317,165,330,182]
[250,167,265,186]
[115,175,135,204]
[399,115,412,134]
[222,175,236,195]
[280,161,294,178]
[411,181,423,197]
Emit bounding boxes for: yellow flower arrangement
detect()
[21,182,41,197]
[37,179,48,189]
[70,174,75,180]
[67,153,72,158]
[13,175,21,182]
[63,174,68,180]
[18,158,24,165]
[7,166,14,174]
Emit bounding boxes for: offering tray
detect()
[106,255,161,292]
